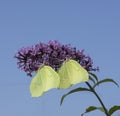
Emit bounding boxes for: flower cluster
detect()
[14,40,99,76]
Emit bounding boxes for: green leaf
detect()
[93,78,119,89]
[81,106,104,116]
[109,106,120,115]
[89,72,99,83]
[89,75,96,84]
[60,87,91,105]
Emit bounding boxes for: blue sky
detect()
[0,0,120,116]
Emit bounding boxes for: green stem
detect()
[86,82,110,116]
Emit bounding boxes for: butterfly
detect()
[58,59,89,89]
[30,66,60,97]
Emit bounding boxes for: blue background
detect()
[0,0,120,116]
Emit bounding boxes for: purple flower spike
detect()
[14,40,99,76]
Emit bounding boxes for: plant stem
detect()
[86,82,110,116]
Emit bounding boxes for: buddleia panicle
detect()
[14,40,99,76]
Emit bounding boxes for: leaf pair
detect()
[89,72,119,89]
[81,105,120,116]
[30,59,89,97]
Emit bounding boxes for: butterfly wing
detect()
[30,67,46,97]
